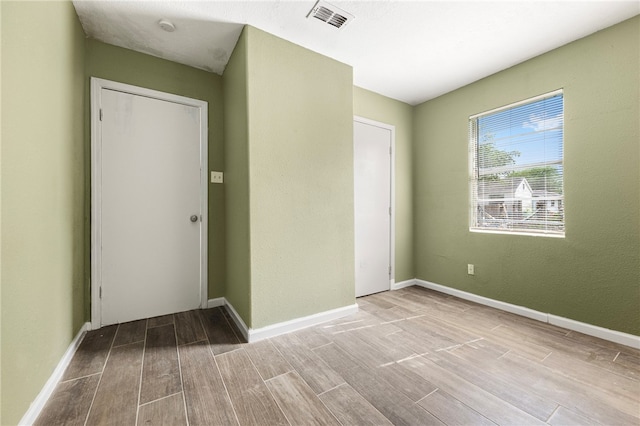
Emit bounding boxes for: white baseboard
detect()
[392,278,417,290]
[247,303,359,342]
[210,298,359,343]
[222,299,250,342]
[19,322,91,426]
[548,314,640,349]
[416,279,547,322]
[415,279,640,349]
[207,297,225,308]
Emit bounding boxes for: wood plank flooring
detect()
[35,286,640,425]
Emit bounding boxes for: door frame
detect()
[353,116,396,290]
[90,77,208,329]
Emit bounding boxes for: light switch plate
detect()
[211,171,224,184]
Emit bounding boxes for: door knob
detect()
[190,215,199,223]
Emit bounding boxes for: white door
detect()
[354,119,392,297]
[96,84,206,326]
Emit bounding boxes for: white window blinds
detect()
[469,90,564,236]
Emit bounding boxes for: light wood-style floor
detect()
[36,286,640,425]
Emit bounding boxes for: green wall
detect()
[1,2,86,423]
[413,16,640,335]
[247,27,354,328]
[0,3,4,420]
[223,27,355,329]
[2,6,637,423]
[223,28,252,324]
[353,87,414,283]
[85,40,226,303]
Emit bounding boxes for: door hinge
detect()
[389,206,391,216]
[99,109,103,121]
[389,146,392,155]
[389,266,392,276]
[99,287,102,299]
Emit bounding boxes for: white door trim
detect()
[353,115,396,288]
[90,77,208,329]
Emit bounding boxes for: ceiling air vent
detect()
[307,0,354,29]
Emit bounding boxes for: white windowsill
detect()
[470,228,565,238]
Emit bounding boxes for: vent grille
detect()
[307,1,354,29]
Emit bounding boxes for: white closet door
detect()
[354,120,391,297]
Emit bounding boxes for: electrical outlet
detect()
[467,264,475,275]
[211,171,224,184]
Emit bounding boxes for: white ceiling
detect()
[72,0,639,105]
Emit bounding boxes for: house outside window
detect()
[469,90,564,237]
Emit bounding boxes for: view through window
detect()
[469,90,564,236]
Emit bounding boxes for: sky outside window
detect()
[477,94,563,168]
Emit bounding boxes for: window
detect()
[469,90,564,236]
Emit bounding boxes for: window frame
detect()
[469,89,565,238]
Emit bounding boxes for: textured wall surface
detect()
[413,16,639,335]
[85,40,226,302]
[245,27,355,328]
[1,2,86,423]
[353,87,414,283]
[0,3,4,421]
[222,28,252,324]
[3,8,638,423]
